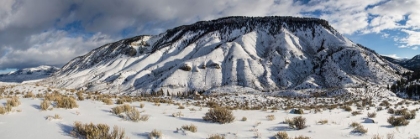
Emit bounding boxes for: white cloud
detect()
[0,30,114,69]
[398,29,420,48]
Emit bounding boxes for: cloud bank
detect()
[0,0,419,69]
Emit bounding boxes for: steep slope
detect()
[0,65,59,83]
[383,55,420,71]
[45,16,405,94]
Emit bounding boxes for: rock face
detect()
[383,55,420,71]
[45,16,405,94]
[0,65,59,83]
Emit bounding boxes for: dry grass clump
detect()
[241,116,247,121]
[367,112,377,118]
[342,105,352,112]
[116,99,125,104]
[387,108,394,114]
[203,107,235,124]
[178,105,185,109]
[371,134,382,139]
[140,103,145,108]
[291,108,304,114]
[0,106,8,114]
[46,114,62,120]
[274,131,288,139]
[7,97,21,107]
[149,129,162,139]
[266,115,276,121]
[181,124,197,133]
[351,123,368,134]
[111,104,133,115]
[102,98,113,105]
[351,111,362,116]
[172,111,184,117]
[387,116,409,126]
[23,92,34,98]
[208,134,225,139]
[71,121,126,139]
[56,96,78,109]
[126,109,149,122]
[294,135,310,139]
[317,119,328,125]
[40,99,51,111]
[76,91,84,101]
[287,116,306,130]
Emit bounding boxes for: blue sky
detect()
[1,0,420,73]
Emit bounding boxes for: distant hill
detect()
[0,65,59,83]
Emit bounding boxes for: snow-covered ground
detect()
[1,83,420,139]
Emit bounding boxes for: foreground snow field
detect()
[1,83,420,139]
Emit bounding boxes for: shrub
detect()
[352,124,368,134]
[126,108,141,122]
[274,131,288,139]
[7,97,21,107]
[203,107,235,124]
[76,91,84,101]
[40,100,50,111]
[351,111,362,116]
[317,119,328,125]
[367,112,377,118]
[172,111,184,117]
[71,121,126,139]
[387,116,409,126]
[102,98,113,105]
[208,134,224,139]
[291,108,304,114]
[23,92,34,98]
[111,104,133,115]
[266,115,276,121]
[0,106,7,114]
[241,117,247,121]
[294,135,310,139]
[149,129,162,139]
[178,105,185,109]
[56,96,78,109]
[140,103,145,108]
[342,106,352,112]
[181,124,197,133]
[387,108,394,114]
[116,99,125,104]
[394,109,408,115]
[372,134,382,139]
[288,116,306,130]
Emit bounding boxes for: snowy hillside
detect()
[0,65,59,83]
[44,16,405,95]
[383,55,420,71]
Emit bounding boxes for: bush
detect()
[208,134,224,139]
[102,98,113,105]
[71,121,126,139]
[0,106,7,114]
[56,96,78,109]
[288,116,306,130]
[403,110,416,120]
[294,135,310,139]
[387,116,409,126]
[149,129,162,139]
[40,100,50,111]
[367,112,377,118]
[387,108,394,114]
[350,122,361,128]
[241,117,247,121]
[7,97,21,107]
[352,124,368,134]
[291,108,304,114]
[274,131,288,139]
[172,111,184,117]
[116,98,125,104]
[111,104,133,115]
[203,107,235,124]
[266,115,275,121]
[181,124,197,133]
[23,92,34,98]
[126,109,141,122]
[76,91,84,101]
[178,105,185,109]
[317,119,328,125]
[351,111,362,116]
[140,103,145,108]
[342,106,352,112]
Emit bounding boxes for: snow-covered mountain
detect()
[383,55,420,71]
[0,65,59,83]
[44,16,405,94]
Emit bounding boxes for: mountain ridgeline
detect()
[45,16,405,95]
